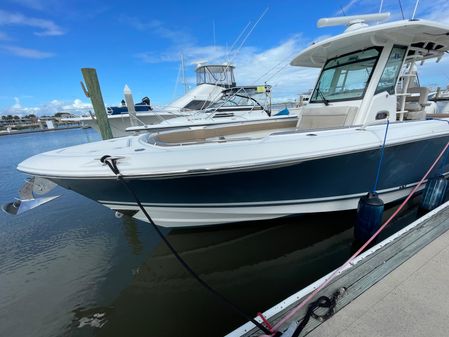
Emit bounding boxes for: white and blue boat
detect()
[16,14,449,227]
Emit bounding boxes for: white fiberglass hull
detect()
[78,112,178,138]
[101,184,421,227]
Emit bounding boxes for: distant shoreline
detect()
[0,126,91,137]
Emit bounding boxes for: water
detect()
[0,129,422,337]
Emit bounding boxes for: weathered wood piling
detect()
[81,68,113,140]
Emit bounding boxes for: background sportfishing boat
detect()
[64,64,240,138]
[13,13,449,227]
[125,85,300,134]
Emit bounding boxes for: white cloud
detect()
[139,34,318,100]
[1,97,39,116]
[0,9,64,36]
[2,45,54,58]
[12,97,21,109]
[69,99,92,110]
[119,16,193,46]
[418,0,449,23]
[0,98,92,116]
[127,12,321,100]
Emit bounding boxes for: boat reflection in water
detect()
[71,196,422,337]
[73,211,353,337]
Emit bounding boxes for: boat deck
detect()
[147,118,299,146]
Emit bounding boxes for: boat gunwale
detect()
[18,129,449,180]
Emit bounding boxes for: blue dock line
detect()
[372,120,390,193]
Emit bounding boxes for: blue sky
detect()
[1,0,449,116]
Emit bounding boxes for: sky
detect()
[1,0,449,116]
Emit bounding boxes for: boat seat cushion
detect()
[404,87,429,121]
[296,106,358,130]
[404,87,429,112]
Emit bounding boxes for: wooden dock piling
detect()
[81,68,113,140]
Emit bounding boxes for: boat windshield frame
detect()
[206,86,271,111]
[310,47,383,104]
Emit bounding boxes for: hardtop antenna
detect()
[411,0,420,20]
[213,20,216,50]
[317,13,391,27]
[180,53,187,94]
[398,0,405,20]
[317,12,390,31]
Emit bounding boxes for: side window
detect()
[375,46,407,95]
[183,100,212,110]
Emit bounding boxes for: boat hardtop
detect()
[292,19,449,67]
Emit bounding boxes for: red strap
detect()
[257,312,273,333]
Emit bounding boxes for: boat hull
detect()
[49,135,449,227]
[81,113,178,138]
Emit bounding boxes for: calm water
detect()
[0,128,421,337]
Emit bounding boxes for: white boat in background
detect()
[64,64,240,138]
[126,85,301,134]
[13,13,449,228]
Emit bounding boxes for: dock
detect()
[226,201,449,337]
[307,221,449,337]
[0,125,88,137]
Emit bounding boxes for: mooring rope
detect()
[99,155,273,336]
[266,139,449,336]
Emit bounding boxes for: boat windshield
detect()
[310,47,381,103]
[208,87,267,109]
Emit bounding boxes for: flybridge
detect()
[195,63,236,88]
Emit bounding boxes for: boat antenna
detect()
[180,53,187,94]
[398,0,405,19]
[228,7,269,61]
[379,0,384,13]
[227,21,252,61]
[212,20,216,50]
[258,50,297,83]
[339,5,346,16]
[171,57,182,99]
[411,0,420,20]
[195,6,270,113]
[200,7,269,103]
